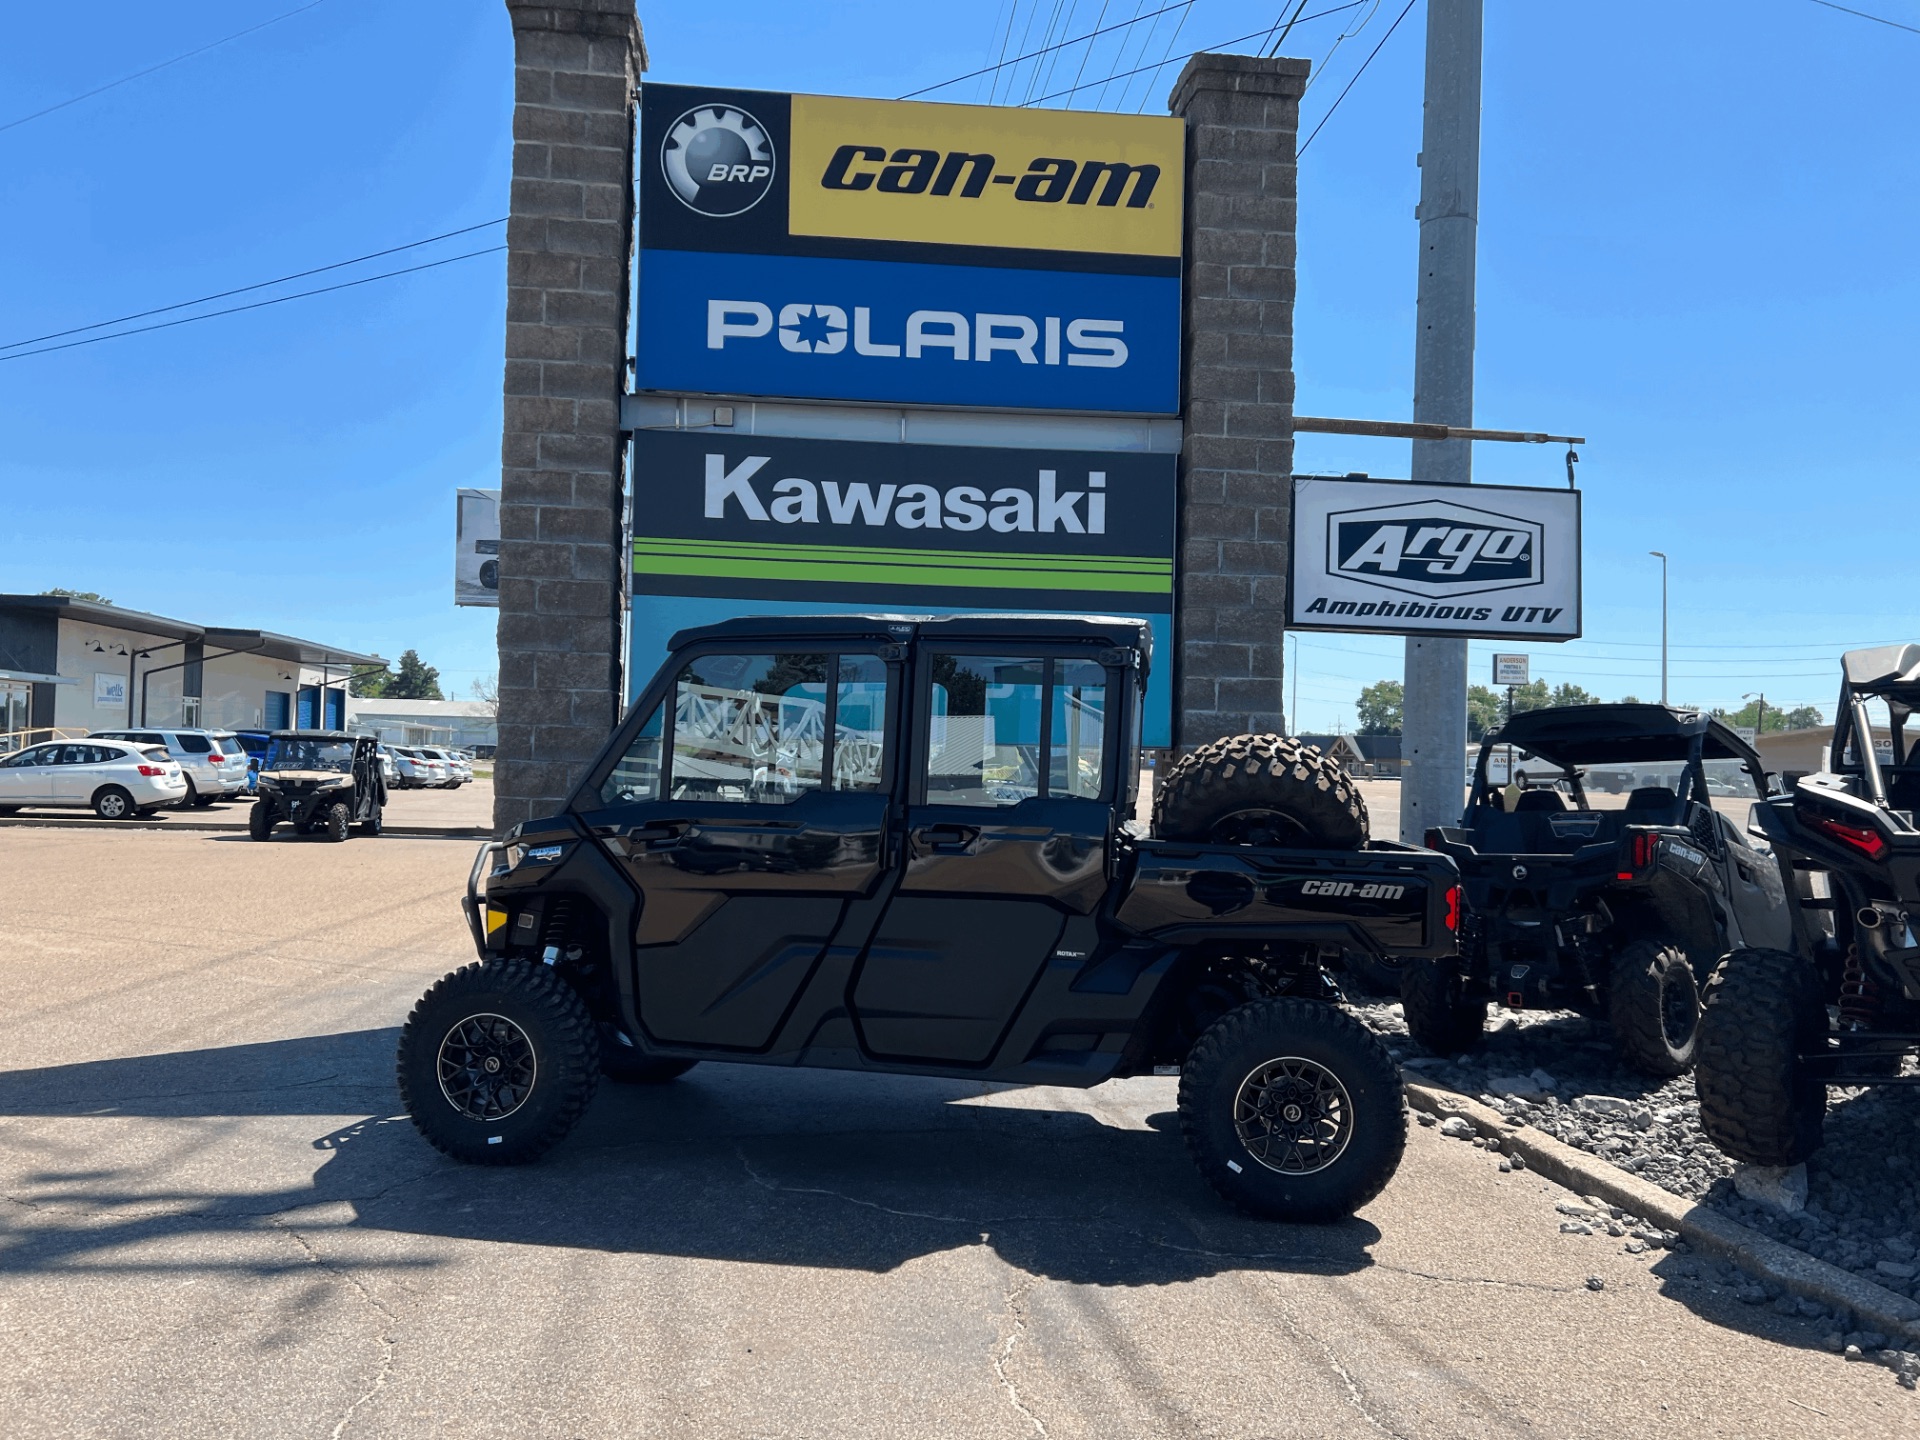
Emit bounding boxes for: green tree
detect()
[41,587,112,604]
[1467,684,1504,740]
[1506,679,1552,715]
[1355,679,1404,735]
[1548,682,1601,708]
[359,649,442,700]
[1712,699,1824,733]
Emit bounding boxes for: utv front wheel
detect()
[1179,998,1405,1222]
[397,960,600,1165]
[1696,948,1827,1165]
[1400,957,1487,1055]
[1608,940,1700,1076]
[248,800,274,840]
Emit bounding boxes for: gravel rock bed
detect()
[1348,991,1920,1321]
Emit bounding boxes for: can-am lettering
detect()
[1299,880,1407,900]
[704,453,1107,534]
[819,147,1159,209]
[707,301,1127,369]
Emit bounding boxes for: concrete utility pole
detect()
[1398,0,1483,845]
[1651,550,1669,705]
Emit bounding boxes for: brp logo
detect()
[661,104,776,217]
[1327,499,1545,599]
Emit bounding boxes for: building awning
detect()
[0,669,75,685]
[203,629,386,670]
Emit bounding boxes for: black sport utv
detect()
[1697,644,1920,1164]
[396,615,1462,1222]
[1405,704,1791,1075]
[249,731,385,841]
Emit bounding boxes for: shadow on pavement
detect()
[0,1028,1380,1288]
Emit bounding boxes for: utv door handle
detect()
[630,821,689,849]
[918,823,980,853]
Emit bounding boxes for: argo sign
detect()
[1288,476,1581,640]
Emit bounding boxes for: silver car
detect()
[91,727,250,806]
[0,739,188,818]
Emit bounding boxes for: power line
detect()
[1804,0,1920,35]
[1262,0,1314,56]
[1133,1,1200,112]
[1297,0,1419,154]
[0,218,509,354]
[1024,3,1366,106]
[0,246,505,363]
[0,0,331,136]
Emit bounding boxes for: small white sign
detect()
[1288,476,1582,640]
[455,488,501,608]
[93,672,126,708]
[1492,653,1530,686]
[1733,725,1758,744]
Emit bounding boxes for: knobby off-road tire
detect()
[1179,998,1406,1222]
[358,801,382,837]
[1400,956,1487,1055]
[1608,940,1700,1077]
[324,801,351,843]
[248,800,274,840]
[1154,735,1368,850]
[397,959,600,1166]
[1696,948,1828,1165]
[600,1048,698,1085]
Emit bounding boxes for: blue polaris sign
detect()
[635,249,1180,414]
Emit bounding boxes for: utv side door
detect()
[579,647,898,1050]
[849,648,1118,1066]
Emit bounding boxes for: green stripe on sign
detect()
[632,537,1172,594]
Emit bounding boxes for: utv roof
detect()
[1842,644,1920,708]
[1488,703,1761,768]
[668,613,1154,667]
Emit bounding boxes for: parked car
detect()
[377,747,399,786]
[91,727,249,806]
[388,747,445,789]
[397,614,1464,1223]
[1406,705,1791,1076]
[233,730,273,794]
[0,739,187,818]
[416,746,466,788]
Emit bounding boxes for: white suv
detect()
[0,739,188,818]
[91,727,250,806]
[416,747,466,788]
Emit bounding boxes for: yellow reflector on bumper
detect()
[484,906,509,937]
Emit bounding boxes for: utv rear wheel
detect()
[600,1047,698,1085]
[323,802,350,842]
[1696,948,1828,1165]
[1155,735,1368,850]
[397,960,600,1165]
[1342,950,1405,998]
[1400,956,1487,1055]
[358,801,382,837]
[1179,998,1405,1222]
[1608,940,1700,1076]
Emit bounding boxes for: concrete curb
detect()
[1404,1077,1920,1346]
[0,816,486,840]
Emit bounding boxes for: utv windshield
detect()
[266,738,355,773]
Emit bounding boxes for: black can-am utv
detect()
[249,731,385,841]
[395,615,1463,1222]
[1405,704,1792,1075]
[1697,644,1920,1165]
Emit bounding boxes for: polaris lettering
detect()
[706,300,1127,368]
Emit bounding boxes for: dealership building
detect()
[0,594,384,743]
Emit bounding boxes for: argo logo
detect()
[661,104,777,217]
[1327,499,1545,599]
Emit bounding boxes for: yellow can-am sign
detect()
[787,94,1183,259]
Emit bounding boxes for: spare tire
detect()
[1154,734,1368,850]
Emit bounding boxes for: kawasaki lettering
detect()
[704,454,1107,535]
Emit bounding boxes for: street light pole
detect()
[1289,632,1300,736]
[1649,550,1668,706]
[1744,691,1767,736]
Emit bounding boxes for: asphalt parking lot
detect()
[1,824,1907,1438]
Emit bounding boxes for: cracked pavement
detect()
[0,826,1909,1437]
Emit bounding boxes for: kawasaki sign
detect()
[631,431,1175,612]
[1288,476,1581,640]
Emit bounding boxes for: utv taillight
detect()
[1425,828,1443,850]
[1444,886,1461,932]
[1809,812,1890,861]
[1618,831,1659,881]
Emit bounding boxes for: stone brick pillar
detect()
[1168,54,1308,747]
[495,0,646,832]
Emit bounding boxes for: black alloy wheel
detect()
[1179,997,1405,1222]
[396,960,599,1165]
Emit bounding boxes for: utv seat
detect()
[1513,789,1570,813]
[1623,786,1682,825]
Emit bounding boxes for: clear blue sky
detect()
[2,1,1913,725]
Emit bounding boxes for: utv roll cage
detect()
[1828,643,1920,816]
